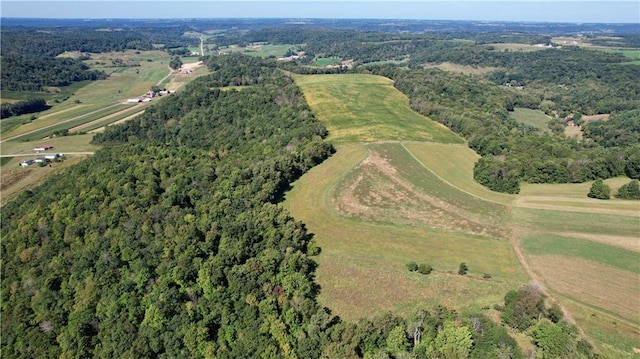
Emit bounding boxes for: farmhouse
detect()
[34,144,53,152]
[20,159,35,167]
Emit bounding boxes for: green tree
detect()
[169,56,182,70]
[587,179,611,199]
[531,319,573,358]
[432,321,473,359]
[616,179,640,200]
[386,325,409,355]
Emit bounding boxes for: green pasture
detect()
[1,80,90,103]
[2,104,120,139]
[237,44,302,58]
[511,207,640,238]
[69,107,147,134]
[564,300,640,359]
[314,57,341,66]
[293,73,464,145]
[5,105,131,142]
[520,234,639,274]
[510,108,551,133]
[0,157,13,168]
[1,134,99,155]
[403,142,516,205]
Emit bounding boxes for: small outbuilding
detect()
[44,153,62,160]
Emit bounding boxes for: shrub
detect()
[587,179,610,199]
[483,273,492,279]
[417,263,432,275]
[406,261,418,272]
[616,179,640,200]
[458,262,468,275]
[307,240,321,256]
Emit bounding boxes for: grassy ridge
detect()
[294,74,464,145]
[284,144,527,320]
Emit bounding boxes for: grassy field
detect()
[222,43,302,58]
[284,144,527,319]
[286,71,639,357]
[403,142,516,205]
[1,155,90,206]
[293,74,464,145]
[0,157,13,167]
[483,43,551,52]
[0,134,99,156]
[421,62,498,75]
[315,57,342,66]
[520,234,639,274]
[510,108,551,133]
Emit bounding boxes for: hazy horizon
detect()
[1,1,639,24]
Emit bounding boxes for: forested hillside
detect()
[1,54,332,357]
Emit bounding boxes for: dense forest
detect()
[1,53,600,358]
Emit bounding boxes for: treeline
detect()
[1,52,598,359]
[0,55,107,92]
[0,98,49,118]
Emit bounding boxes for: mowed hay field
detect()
[287,73,640,357]
[293,74,463,145]
[510,108,552,133]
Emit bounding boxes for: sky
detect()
[1,1,639,23]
